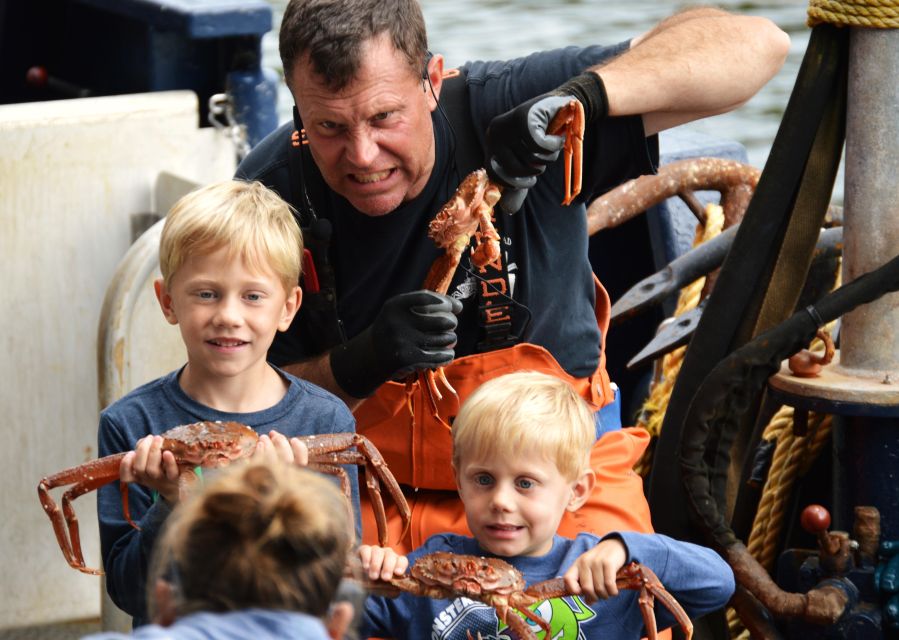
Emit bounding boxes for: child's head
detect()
[452,371,595,480]
[148,460,351,624]
[451,371,597,557]
[159,180,303,293]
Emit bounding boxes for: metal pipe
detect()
[841,29,899,372]
[835,27,899,542]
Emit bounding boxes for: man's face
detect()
[289,34,441,217]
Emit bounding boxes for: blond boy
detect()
[360,371,734,639]
[97,180,358,627]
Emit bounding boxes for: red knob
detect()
[25,66,49,87]
[800,504,831,534]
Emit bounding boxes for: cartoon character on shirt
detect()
[432,596,596,640]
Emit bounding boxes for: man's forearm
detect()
[594,7,790,134]
[280,354,366,410]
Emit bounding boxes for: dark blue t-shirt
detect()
[97,367,357,626]
[237,44,658,378]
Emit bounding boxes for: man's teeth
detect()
[354,170,391,183]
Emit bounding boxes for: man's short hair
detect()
[279,0,428,91]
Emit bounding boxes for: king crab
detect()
[417,100,586,419]
[38,420,410,575]
[362,551,694,640]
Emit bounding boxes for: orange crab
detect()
[417,100,585,419]
[38,420,410,575]
[364,552,693,640]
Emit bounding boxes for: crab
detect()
[38,420,410,575]
[363,552,694,640]
[415,100,586,419]
[547,98,585,205]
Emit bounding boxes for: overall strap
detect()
[286,123,345,349]
[441,69,519,351]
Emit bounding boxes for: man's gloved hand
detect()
[486,94,571,214]
[330,291,463,399]
[485,72,609,214]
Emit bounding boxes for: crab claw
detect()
[547,99,585,205]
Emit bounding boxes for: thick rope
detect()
[634,203,724,476]
[808,0,899,28]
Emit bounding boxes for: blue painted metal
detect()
[4,0,278,147]
[228,66,279,148]
[72,0,272,38]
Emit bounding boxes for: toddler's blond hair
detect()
[452,371,595,480]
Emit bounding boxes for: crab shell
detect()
[410,552,525,596]
[160,420,259,467]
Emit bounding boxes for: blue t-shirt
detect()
[363,531,734,640]
[237,44,658,379]
[97,366,357,626]
[82,608,332,640]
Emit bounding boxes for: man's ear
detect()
[154,278,179,326]
[566,468,596,512]
[424,53,445,111]
[278,285,303,332]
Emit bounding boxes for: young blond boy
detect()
[359,371,734,640]
[97,180,358,627]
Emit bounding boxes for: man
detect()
[237,0,789,551]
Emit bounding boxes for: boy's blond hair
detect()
[452,371,595,480]
[159,180,303,292]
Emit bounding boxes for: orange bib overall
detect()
[355,277,653,552]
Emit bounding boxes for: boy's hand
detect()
[252,431,310,466]
[358,544,409,581]
[562,538,628,603]
[120,435,181,503]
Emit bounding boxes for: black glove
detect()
[485,72,609,214]
[329,291,463,398]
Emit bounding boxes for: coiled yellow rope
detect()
[808,0,899,28]
[634,203,724,477]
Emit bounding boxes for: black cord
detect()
[424,58,462,186]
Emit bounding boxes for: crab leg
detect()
[302,434,411,546]
[547,98,585,205]
[616,562,694,640]
[38,454,124,574]
[494,600,549,640]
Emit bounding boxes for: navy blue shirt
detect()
[237,44,658,378]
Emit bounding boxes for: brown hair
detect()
[452,371,596,480]
[279,0,428,91]
[148,460,350,619]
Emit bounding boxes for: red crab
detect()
[38,420,410,575]
[363,551,694,640]
[417,100,586,421]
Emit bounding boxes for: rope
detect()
[634,203,724,477]
[808,0,899,28]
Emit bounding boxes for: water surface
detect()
[263,1,842,201]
